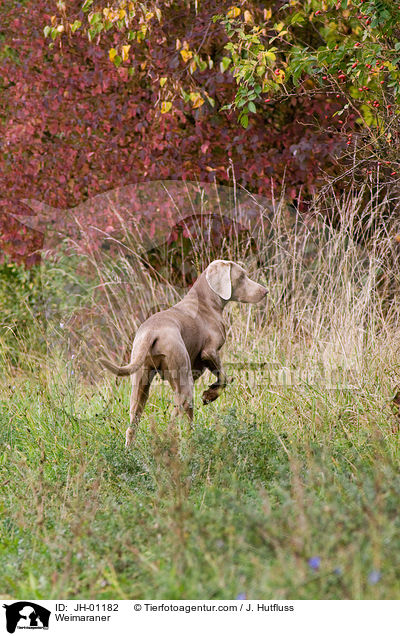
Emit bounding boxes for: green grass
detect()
[0,355,399,600]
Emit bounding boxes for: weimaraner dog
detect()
[100,260,267,446]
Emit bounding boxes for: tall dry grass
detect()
[37,181,400,395]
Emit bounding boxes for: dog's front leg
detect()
[201,350,231,404]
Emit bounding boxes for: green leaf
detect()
[88,23,103,41]
[264,50,277,64]
[240,113,249,128]
[248,101,256,113]
[43,25,51,38]
[181,88,190,102]
[290,12,305,26]
[88,12,101,25]
[82,0,94,12]
[220,56,232,72]
[70,20,82,33]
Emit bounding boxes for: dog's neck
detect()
[187,272,228,315]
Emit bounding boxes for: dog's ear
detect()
[206,260,232,300]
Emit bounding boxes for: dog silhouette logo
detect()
[3,602,50,633]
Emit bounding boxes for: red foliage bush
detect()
[0,0,344,266]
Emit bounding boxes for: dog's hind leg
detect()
[126,367,155,447]
[166,345,194,424]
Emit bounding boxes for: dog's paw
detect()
[125,426,136,449]
[202,386,222,404]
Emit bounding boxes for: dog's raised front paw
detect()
[202,386,222,404]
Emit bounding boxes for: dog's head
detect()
[205,260,267,303]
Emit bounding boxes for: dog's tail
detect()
[99,333,154,377]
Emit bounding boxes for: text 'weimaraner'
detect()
[100,260,267,446]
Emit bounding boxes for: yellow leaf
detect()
[128,2,135,10]
[274,69,285,83]
[275,21,285,32]
[155,7,162,21]
[145,12,154,21]
[161,101,172,113]
[160,77,167,87]
[192,96,204,108]
[227,6,241,18]
[119,8,126,19]
[189,92,204,108]
[263,8,272,20]
[109,48,118,62]
[244,10,254,24]
[103,7,111,18]
[122,44,131,61]
[189,59,197,73]
[140,24,147,35]
[180,49,193,62]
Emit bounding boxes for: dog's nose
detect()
[255,285,268,302]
